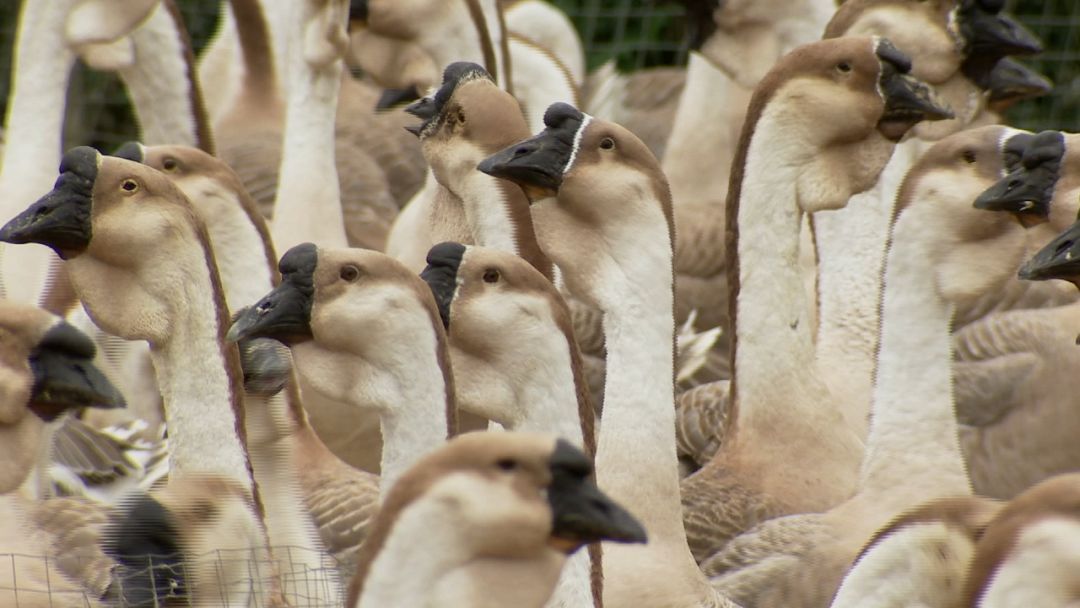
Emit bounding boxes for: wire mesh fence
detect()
[0,0,1077,152]
[1,545,345,607]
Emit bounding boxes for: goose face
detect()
[410,62,530,188]
[230,243,440,359]
[901,125,1030,306]
[421,243,571,424]
[0,148,210,345]
[478,102,673,308]
[974,130,1064,225]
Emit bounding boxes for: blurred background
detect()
[0,0,1076,152]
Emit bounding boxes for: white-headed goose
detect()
[420,241,598,607]
[962,473,1080,606]
[479,101,737,605]
[229,243,457,493]
[346,431,645,608]
[0,148,282,606]
[0,302,125,607]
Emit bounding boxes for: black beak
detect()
[547,439,647,553]
[419,242,466,330]
[974,130,1063,225]
[349,0,368,23]
[0,146,100,259]
[104,492,186,608]
[233,308,293,396]
[376,86,422,111]
[961,10,1043,58]
[477,102,586,200]
[226,243,318,345]
[112,141,146,163]
[875,58,954,141]
[29,321,125,421]
[403,95,437,137]
[985,59,1053,109]
[1018,218,1080,288]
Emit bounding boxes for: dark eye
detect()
[483,269,499,283]
[121,179,138,193]
[600,137,615,150]
[496,458,517,471]
[340,264,361,282]
[962,150,977,164]
[162,157,178,172]
[837,61,852,73]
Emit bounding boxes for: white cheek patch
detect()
[565,114,593,175]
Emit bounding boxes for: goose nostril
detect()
[33,205,52,219]
[514,147,530,157]
[1054,240,1074,257]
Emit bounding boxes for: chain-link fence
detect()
[0,1,1077,155]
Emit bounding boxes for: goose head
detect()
[894,125,1031,306]
[420,242,584,428]
[0,301,124,492]
[974,130,1063,226]
[227,243,449,406]
[407,62,530,190]
[0,146,218,346]
[981,58,1053,114]
[349,432,645,604]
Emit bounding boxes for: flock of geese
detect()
[1,0,1080,606]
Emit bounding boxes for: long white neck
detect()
[506,37,579,133]
[455,172,520,255]
[0,0,78,304]
[270,0,348,252]
[733,118,829,438]
[860,204,970,497]
[814,139,926,436]
[119,3,204,149]
[423,0,510,89]
[147,259,252,490]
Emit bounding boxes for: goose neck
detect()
[506,336,585,448]
[862,206,969,497]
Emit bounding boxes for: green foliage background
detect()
[0,0,1076,152]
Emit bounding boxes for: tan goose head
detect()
[347,431,646,607]
[0,301,124,493]
[0,146,224,347]
[420,242,594,448]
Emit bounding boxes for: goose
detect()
[780,125,1031,608]
[228,242,457,493]
[478,101,742,605]
[0,301,125,607]
[346,431,646,608]
[0,148,282,606]
[961,473,1080,606]
[420,242,599,607]
[115,141,381,591]
[500,0,585,86]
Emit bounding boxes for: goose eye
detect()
[121,179,139,193]
[162,158,178,172]
[600,137,615,150]
[836,62,852,73]
[496,458,517,471]
[340,264,361,282]
[962,150,977,164]
[482,269,500,284]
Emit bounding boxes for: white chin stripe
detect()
[565,114,593,175]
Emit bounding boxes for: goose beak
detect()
[985,59,1053,110]
[546,439,648,553]
[419,242,467,330]
[227,281,314,345]
[477,133,568,200]
[29,321,125,421]
[403,95,437,137]
[349,0,368,23]
[0,146,100,258]
[377,86,421,111]
[233,311,293,396]
[877,70,954,142]
[112,141,146,163]
[962,10,1043,57]
[973,166,1056,225]
[1018,219,1080,287]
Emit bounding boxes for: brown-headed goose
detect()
[346,431,645,608]
[0,301,124,607]
[229,243,457,493]
[729,125,1033,608]
[479,102,739,605]
[961,473,1080,606]
[420,242,599,607]
[0,148,283,606]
